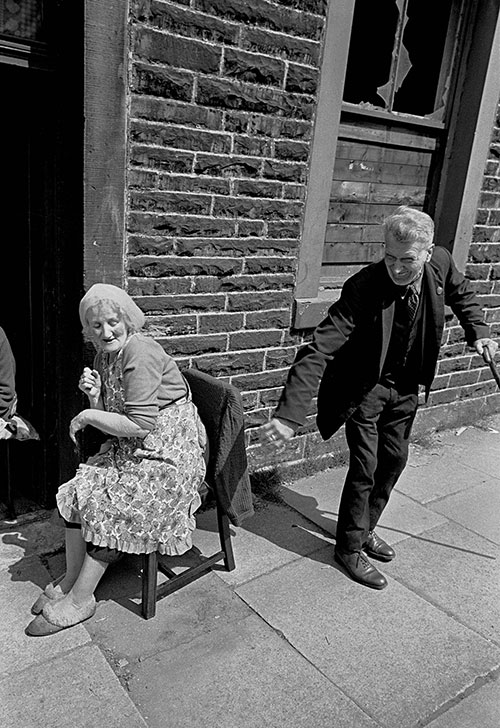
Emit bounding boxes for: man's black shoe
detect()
[363,530,395,562]
[334,549,388,590]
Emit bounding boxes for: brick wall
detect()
[126,2,500,480]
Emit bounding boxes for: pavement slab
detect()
[85,569,252,663]
[0,644,147,728]
[196,501,335,587]
[425,673,500,728]
[236,552,500,728]
[280,474,447,547]
[0,555,90,679]
[387,521,500,644]
[427,479,500,544]
[127,614,380,728]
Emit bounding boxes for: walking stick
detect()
[483,347,500,389]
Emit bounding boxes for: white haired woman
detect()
[27,284,207,635]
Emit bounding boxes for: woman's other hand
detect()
[69,410,90,444]
[79,367,101,401]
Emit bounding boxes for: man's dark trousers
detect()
[335,382,418,554]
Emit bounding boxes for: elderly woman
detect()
[27,284,207,636]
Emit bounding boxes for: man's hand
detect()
[473,338,498,362]
[261,417,296,445]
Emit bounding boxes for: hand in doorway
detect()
[78,367,102,407]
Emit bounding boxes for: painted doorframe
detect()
[84,0,129,288]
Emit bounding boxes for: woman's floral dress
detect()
[56,345,207,556]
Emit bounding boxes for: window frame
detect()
[294,0,500,329]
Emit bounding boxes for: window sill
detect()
[294,291,341,329]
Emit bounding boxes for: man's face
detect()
[384,232,434,286]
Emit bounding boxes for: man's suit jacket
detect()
[275,246,490,441]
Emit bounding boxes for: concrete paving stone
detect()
[428,479,500,544]
[85,569,253,663]
[386,521,500,644]
[0,518,64,569]
[0,555,90,678]
[236,552,500,728]
[195,501,335,587]
[127,614,380,728]
[397,450,498,504]
[424,674,500,728]
[0,644,147,728]
[280,474,447,547]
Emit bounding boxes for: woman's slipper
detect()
[30,578,67,615]
[26,595,96,636]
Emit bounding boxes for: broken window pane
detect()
[343,0,459,117]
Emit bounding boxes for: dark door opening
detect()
[0,2,84,516]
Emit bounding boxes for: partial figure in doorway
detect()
[27,284,207,635]
[0,326,38,442]
[261,206,497,590]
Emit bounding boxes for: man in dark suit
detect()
[262,206,497,589]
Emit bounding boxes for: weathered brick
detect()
[198,313,244,333]
[237,221,266,236]
[128,169,158,189]
[130,121,232,154]
[131,62,193,101]
[479,192,500,208]
[268,220,301,238]
[490,210,500,225]
[259,387,284,407]
[465,262,491,280]
[229,330,283,350]
[157,175,230,195]
[132,294,226,313]
[439,342,467,359]
[131,95,223,130]
[232,135,273,157]
[246,309,291,329]
[245,408,272,427]
[285,62,318,94]
[213,196,303,219]
[134,25,221,72]
[219,274,295,291]
[241,391,259,409]
[225,111,312,141]
[175,236,298,256]
[240,26,320,65]
[128,212,237,237]
[244,256,296,274]
[227,290,293,311]
[130,191,212,215]
[264,346,297,369]
[128,255,244,277]
[197,0,325,40]
[485,160,499,176]
[142,314,197,336]
[223,47,286,87]
[130,145,194,173]
[475,208,490,225]
[449,370,480,387]
[472,227,500,243]
[128,236,176,256]
[275,139,310,162]
[157,333,227,356]
[437,356,472,375]
[468,242,500,262]
[148,0,239,44]
[482,176,500,192]
[230,367,289,391]
[194,153,261,178]
[284,184,306,200]
[191,350,265,376]
[429,373,451,391]
[468,281,494,295]
[233,179,282,198]
[262,159,307,182]
[196,77,314,119]
[128,277,192,295]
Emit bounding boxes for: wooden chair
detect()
[140,370,244,619]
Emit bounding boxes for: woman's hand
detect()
[69,410,90,444]
[79,367,102,403]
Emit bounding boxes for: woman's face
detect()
[87,303,128,354]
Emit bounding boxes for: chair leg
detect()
[216,503,235,572]
[141,552,158,619]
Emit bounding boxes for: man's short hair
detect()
[383,206,434,248]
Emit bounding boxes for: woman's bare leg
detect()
[66,553,109,606]
[58,528,87,592]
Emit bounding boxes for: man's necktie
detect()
[405,284,419,323]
